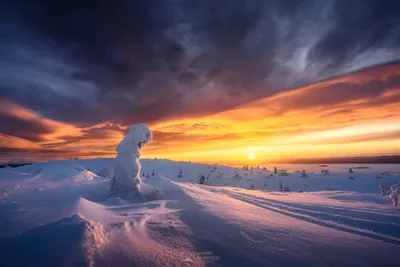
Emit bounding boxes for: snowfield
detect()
[0,158,399,267]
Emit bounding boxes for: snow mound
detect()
[0,213,107,267]
[75,197,115,222]
[73,170,100,183]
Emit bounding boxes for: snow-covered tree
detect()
[388,184,400,207]
[321,170,330,175]
[283,185,290,192]
[109,123,152,199]
[199,174,206,184]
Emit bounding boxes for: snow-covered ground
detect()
[0,158,399,267]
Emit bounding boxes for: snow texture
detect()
[0,159,399,266]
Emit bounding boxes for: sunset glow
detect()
[1,64,399,165]
[1,1,400,165]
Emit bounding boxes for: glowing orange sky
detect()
[1,64,400,164]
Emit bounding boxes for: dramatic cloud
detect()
[1,0,400,162]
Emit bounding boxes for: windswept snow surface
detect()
[0,158,399,267]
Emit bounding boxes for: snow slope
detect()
[0,158,399,267]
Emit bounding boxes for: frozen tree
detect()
[388,184,400,207]
[262,167,267,171]
[321,170,330,175]
[279,170,288,176]
[233,171,242,180]
[283,185,290,192]
[199,174,206,184]
[36,166,42,174]
[109,123,153,199]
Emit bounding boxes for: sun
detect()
[248,153,255,160]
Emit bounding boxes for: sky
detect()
[1,0,400,165]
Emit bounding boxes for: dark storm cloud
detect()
[0,0,400,127]
[0,114,54,142]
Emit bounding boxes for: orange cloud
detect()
[1,64,400,164]
[147,64,400,164]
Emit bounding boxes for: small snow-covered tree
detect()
[36,167,42,174]
[199,174,206,184]
[388,184,400,207]
[233,172,242,180]
[283,185,290,192]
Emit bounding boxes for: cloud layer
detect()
[1,0,400,162]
